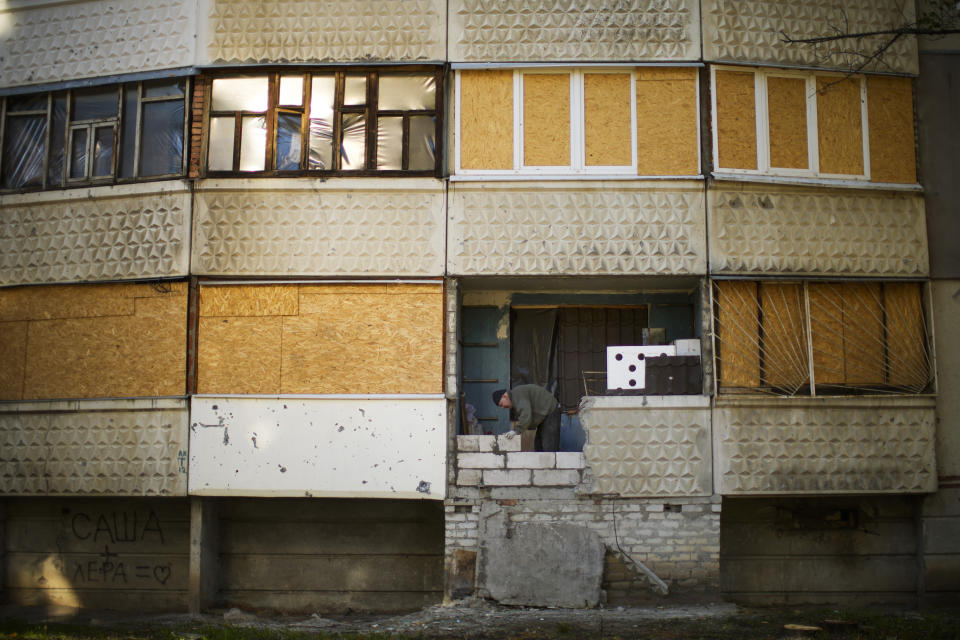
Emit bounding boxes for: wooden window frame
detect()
[203,66,443,178]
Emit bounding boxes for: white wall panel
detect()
[0,0,197,88]
[189,396,446,499]
[0,182,191,286]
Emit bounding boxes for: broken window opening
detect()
[206,68,441,176]
[713,280,932,396]
[0,78,188,192]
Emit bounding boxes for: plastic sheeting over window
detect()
[206,68,441,174]
[0,79,186,191]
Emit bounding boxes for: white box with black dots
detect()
[606,345,676,390]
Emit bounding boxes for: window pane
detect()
[310,75,335,121]
[275,112,301,170]
[344,74,366,106]
[340,112,366,170]
[47,94,67,186]
[143,79,185,99]
[279,76,303,106]
[208,116,235,171]
[408,114,435,171]
[379,73,436,110]
[376,116,402,170]
[93,126,114,177]
[70,128,88,179]
[308,118,333,170]
[140,100,184,176]
[1,114,46,188]
[119,85,138,178]
[211,77,268,112]
[72,87,119,121]
[7,94,47,112]
[239,115,267,171]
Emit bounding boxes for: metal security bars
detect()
[205,68,442,176]
[713,280,932,396]
[0,79,188,192]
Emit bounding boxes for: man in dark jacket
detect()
[492,384,560,452]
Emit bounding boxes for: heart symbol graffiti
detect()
[153,564,171,585]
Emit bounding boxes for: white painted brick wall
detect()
[483,469,531,486]
[457,452,504,469]
[533,469,581,486]
[506,452,555,468]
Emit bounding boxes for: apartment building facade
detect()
[0,0,955,612]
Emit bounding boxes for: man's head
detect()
[492,389,511,409]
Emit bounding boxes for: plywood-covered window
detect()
[197,282,443,395]
[0,283,188,400]
[455,67,700,177]
[713,280,931,396]
[712,67,917,184]
[206,68,441,176]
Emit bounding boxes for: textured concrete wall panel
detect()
[448,182,706,276]
[702,0,918,74]
[449,0,699,62]
[581,396,712,497]
[0,0,197,88]
[0,400,188,496]
[192,179,445,276]
[715,398,937,495]
[204,0,445,63]
[708,185,928,277]
[0,183,190,286]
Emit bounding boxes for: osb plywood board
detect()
[809,284,845,385]
[636,68,698,175]
[767,76,808,170]
[197,284,443,395]
[867,76,916,184]
[0,322,28,401]
[759,283,807,388]
[843,283,884,384]
[715,280,760,388]
[283,290,443,394]
[200,285,299,317]
[523,74,570,166]
[21,287,187,399]
[884,282,927,387]
[197,316,283,394]
[0,283,185,322]
[584,73,632,167]
[816,77,864,175]
[460,70,514,170]
[715,70,757,170]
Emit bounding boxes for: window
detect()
[206,68,441,175]
[713,280,931,396]
[0,79,187,191]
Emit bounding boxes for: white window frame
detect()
[455,67,640,178]
[711,66,870,182]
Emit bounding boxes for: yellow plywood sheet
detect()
[22,288,187,399]
[884,282,927,388]
[715,70,757,170]
[584,73,632,167]
[809,283,845,385]
[842,283,884,385]
[636,67,698,175]
[200,285,299,317]
[0,321,28,401]
[715,280,761,388]
[283,290,443,394]
[197,316,282,394]
[0,283,186,323]
[767,76,808,169]
[867,76,917,184]
[523,74,570,166]
[459,70,514,170]
[817,77,864,175]
[759,283,808,389]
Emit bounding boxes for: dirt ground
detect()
[2,598,959,639]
